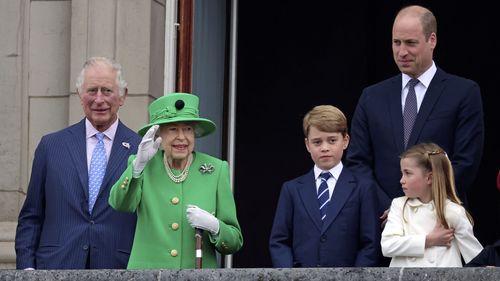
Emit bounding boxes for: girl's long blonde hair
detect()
[401,143,473,228]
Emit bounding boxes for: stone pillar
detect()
[69,0,166,130]
[0,0,72,269]
[0,0,166,269]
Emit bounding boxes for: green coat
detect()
[109,151,243,269]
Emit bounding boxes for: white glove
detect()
[133,125,162,178]
[186,204,220,235]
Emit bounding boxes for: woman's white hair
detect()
[75,57,127,96]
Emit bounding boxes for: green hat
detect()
[138,93,216,137]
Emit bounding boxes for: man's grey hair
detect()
[75,57,128,96]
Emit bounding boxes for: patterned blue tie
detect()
[88,132,107,213]
[318,172,331,221]
[403,79,419,148]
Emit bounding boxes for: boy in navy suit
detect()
[269,105,380,267]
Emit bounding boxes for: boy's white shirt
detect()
[313,162,343,200]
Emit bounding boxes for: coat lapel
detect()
[407,68,447,147]
[297,170,323,231]
[388,75,406,153]
[66,119,89,199]
[98,121,135,198]
[321,169,355,233]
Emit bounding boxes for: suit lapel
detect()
[66,119,89,199]
[99,121,134,197]
[321,169,355,233]
[407,68,446,147]
[297,170,323,231]
[388,75,406,153]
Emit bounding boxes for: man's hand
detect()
[186,204,220,235]
[133,125,162,178]
[425,222,455,248]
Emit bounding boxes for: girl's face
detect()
[400,157,432,203]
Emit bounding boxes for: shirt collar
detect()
[402,61,437,89]
[85,118,119,141]
[406,197,435,209]
[314,161,343,181]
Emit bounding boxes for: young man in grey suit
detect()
[347,5,484,223]
[15,57,141,269]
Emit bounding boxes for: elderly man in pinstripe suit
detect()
[15,57,141,269]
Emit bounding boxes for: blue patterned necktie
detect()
[88,132,107,213]
[318,172,331,221]
[403,79,419,148]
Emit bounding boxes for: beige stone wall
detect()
[0,0,25,224]
[0,0,166,269]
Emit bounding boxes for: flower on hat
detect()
[151,106,177,122]
[199,163,215,174]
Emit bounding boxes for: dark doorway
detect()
[233,1,500,267]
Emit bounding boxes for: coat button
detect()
[83,245,89,250]
[171,197,179,205]
[171,249,178,257]
[171,223,179,230]
[320,235,327,242]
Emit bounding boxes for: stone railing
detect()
[0,268,499,281]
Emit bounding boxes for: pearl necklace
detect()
[164,153,192,183]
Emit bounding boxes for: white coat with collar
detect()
[381,196,483,267]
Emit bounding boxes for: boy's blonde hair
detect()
[303,105,348,137]
[400,143,473,228]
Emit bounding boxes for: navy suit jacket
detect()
[269,167,380,267]
[15,119,141,269]
[346,68,484,212]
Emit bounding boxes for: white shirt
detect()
[313,162,343,200]
[401,61,437,112]
[85,118,119,171]
[381,196,483,267]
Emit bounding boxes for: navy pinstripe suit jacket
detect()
[15,119,141,269]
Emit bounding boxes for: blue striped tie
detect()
[88,132,107,213]
[318,172,331,221]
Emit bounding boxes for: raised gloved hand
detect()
[186,204,220,235]
[133,125,162,178]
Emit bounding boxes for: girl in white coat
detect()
[381,143,483,267]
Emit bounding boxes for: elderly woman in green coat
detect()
[109,93,243,269]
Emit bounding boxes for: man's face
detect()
[79,63,126,132]
[392,14,436,78]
